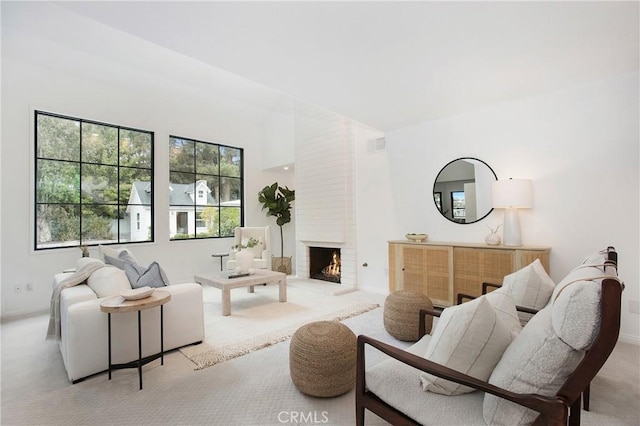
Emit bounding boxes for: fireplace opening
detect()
[309,247,341,284]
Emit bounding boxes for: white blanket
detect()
[45,262,107,341]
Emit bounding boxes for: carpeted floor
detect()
[1,283,639,425]
[180,284,380,369]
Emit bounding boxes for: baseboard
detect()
[0,308,49,323]
[618,332,640,345]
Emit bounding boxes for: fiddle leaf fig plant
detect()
[258,182,295,259]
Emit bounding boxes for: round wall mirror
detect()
[433,157,497,224]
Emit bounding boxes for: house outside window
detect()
[34,111,153,250]
[168,135,242,239]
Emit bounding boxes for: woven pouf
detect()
[289,321,357,397]
[384,290,434,341]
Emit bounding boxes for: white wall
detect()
[357,72,639,342]
[0,4,290,316]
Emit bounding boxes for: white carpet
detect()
[2,284,639,426]
[180,283,380,369]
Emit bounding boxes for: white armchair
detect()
[226,226,271,271]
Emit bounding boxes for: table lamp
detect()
[491,179,533,247]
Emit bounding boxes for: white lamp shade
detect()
[492,179,533,209]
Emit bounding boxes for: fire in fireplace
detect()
[309,247,341,284]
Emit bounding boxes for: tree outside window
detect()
[169,136,242,240]
[35,111,153,250]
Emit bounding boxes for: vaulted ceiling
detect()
[53,1,640,131]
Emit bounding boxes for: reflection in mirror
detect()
[433,158,497,224]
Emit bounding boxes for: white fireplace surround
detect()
[294,102,357,291]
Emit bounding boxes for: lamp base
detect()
[502,208,522,247]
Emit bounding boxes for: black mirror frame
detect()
[432,157,497,225]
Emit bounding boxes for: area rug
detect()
[179,284,381,370]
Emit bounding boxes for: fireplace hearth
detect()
[309,247,341,284]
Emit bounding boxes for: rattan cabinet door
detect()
[389,243,453,306]
[453,248,515,299]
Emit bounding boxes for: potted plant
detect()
[258,182,295,273]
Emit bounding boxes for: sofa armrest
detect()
[60,285,98,312]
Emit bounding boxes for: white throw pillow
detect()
[87,266,131,297]
[483,308,584,425]
[502,259,555,324]
[420,296,512,395]
[485,288,522,339]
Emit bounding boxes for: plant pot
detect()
[272,256,292,274]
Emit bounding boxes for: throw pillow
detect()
[124,260,170,289]
[99,245,138,264]
[420,296,512,395]
[483,307,585,425]
[502,259,555,323]
[484,288,522,339]
[87,266,131,297]
[104,253,123,269]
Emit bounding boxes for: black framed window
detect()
[434,192,442,212]
[169,135,242,240]
[34,111,154,250]
[451,191,466,221]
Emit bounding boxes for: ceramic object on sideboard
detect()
[485,233,502,245]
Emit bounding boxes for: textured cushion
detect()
[483,308,585,425]
[550,264,606,350]
[502,259,555,310]
[366,334,485,426]
[420,296,511,395]
[87,266,131,297]
[124,260,170,289]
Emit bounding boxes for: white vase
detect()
[485,233,501,246]
[235,249,254,274]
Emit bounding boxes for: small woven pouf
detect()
[289,321,357,397]
[384,290,434,341]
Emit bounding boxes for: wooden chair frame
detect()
[356,248,622,426]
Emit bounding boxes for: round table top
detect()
[100,289,171,314]
[212,253,229,257]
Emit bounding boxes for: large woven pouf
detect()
[384,290,434,341]
[289,321,357,397]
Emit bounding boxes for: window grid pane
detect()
[35,111,154,250]
[169,135,243,241]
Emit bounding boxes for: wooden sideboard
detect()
[388,241,551,307]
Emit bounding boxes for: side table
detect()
[100,290,171,390]
[211,252,229,271]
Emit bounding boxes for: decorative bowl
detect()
[405,233,428,242]
[121,286,154,300]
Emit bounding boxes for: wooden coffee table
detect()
[194,269,287,316]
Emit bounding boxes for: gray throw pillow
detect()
[124,260,170,289]
[104,250,135,270]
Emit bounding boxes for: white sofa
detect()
[54,266,204,383]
